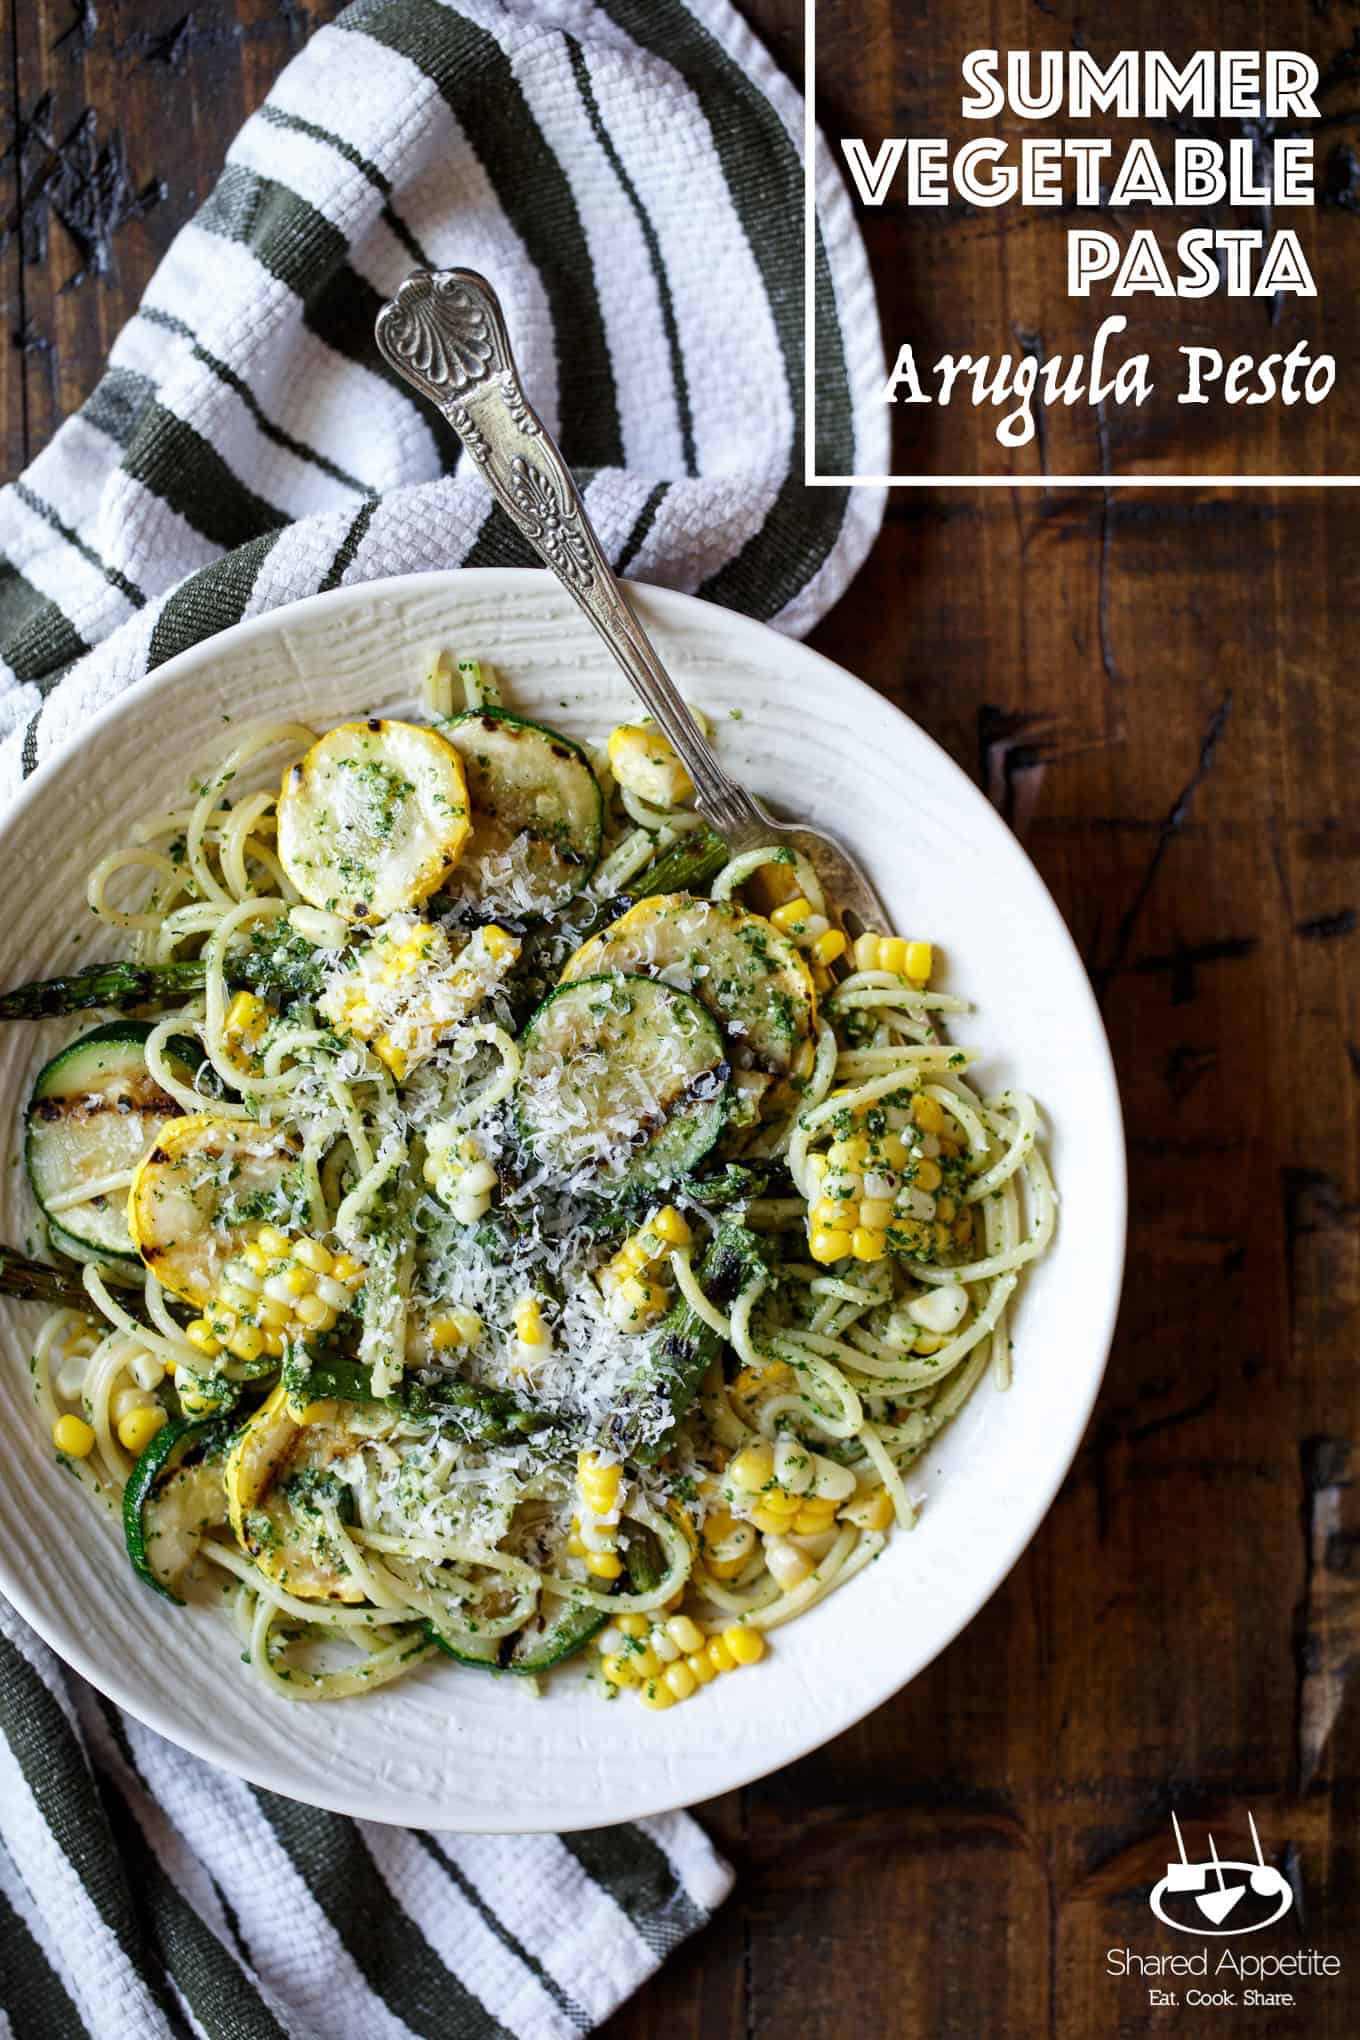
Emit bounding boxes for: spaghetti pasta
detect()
[16,659,1055,1711]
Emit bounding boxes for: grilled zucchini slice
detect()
[560,892,815,1076]
[427,1599,605,1675]
[514,974,729,1193]
[25,1022,199,1262]
[444,710,602,917]
[277,719,471,919]
[224,1385,366,1603]
[123,1415,233,1603]
[127,1114,304,1307]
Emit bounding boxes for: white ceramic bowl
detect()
[0,570,1124,1831]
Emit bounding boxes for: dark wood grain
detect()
[4,3,1359,2035]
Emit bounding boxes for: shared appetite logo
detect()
[1105,1813,1342,2014]
[1150,1810,1294,1936]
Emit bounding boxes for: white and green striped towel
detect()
[0,0,887,2033]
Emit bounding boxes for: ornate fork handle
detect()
[375,268,761,839]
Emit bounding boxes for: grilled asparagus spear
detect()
[0,959,210,1021]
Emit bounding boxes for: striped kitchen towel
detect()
[0,0,887,803]
[0,0,887,2034]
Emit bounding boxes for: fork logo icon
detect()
[1149,1812,1295,1937]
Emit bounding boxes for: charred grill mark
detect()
[40,1074,179,1122]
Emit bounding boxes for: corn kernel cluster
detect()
[851,932,933,981]
[726,1436,855,1532]
[606,723,694,808]
[183,1226,365,1365]
[320,920,519,1079]
[806,1090,973,1265]
[769,894,847,969]
[597,1610,766,1708]
[717,1440,897,1589]
[568,1450,624,1580]
[599,1206,692,1332]
[423,1125,498,1224]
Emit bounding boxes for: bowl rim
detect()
[0,567,1126,1828]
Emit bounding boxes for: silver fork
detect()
[374,267,890,936]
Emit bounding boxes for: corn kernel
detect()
[514,1298,550,1347]
[638,1678,675,1710]
[430,1309,483,1351]
[882,1134,909,1170]
[228,1325,264,1363]
[224,991,267,1052]
[812,927,846,966]
[905,941,932,982]
[912,1094,945,1136]
[844,1486,895,1532]
[851,1227,887,1262]
[260,1329,286,1358]
[601,1654,637,1687]
[729,1442,775,1493]
[749,1506,796,1535]
[294,1293,334,1330]
[242,1243,270,1277]
[53,1413,95,1458]
[770,896,812,935]
[617,1614,649,1637]
[585,1550,623,1580]
[606,1273,669,1331]
[666,1614,704,1655]
[664,1660,698,1702]
[706,1635,736,1675]
[724,1624,766,1666]
[332,1253,364,1284]
[793,1501,838,1534]
[812,1197,858,1229]
[955,1214,974,1246]
[915,1158,942,1193]
[852,932,879,971]
[687,1649,717,1686]
[288,1236,330,1277]
[630,1642,661,1679]
[857,1198,893,1231]
[184,1319,222,1359]
[649,1204,692,1247]
[809,1227,852,1264]
[607,723,694,807]
[117,1405,168,1455]
[705,1551,751,1583]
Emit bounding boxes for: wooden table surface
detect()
[4,3,1357,2035]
